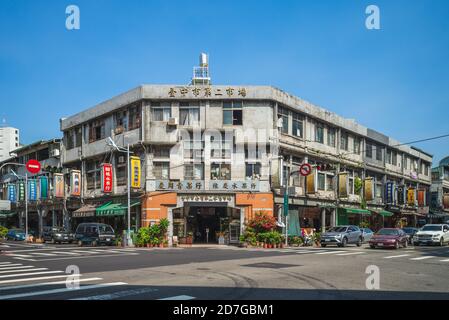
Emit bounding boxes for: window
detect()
[376,145,382,161]
[223,101,243,125]
[278,107,289,134]
[246,163,261,180]
[116,155,127,186]
[327,127,336,147]
[184,163,204,180]
[75,127,82,147]
[386,149,392,164]
[292,113,303,138]
[151,102,171,121]
[366,142,372,158]
[210,133,232,160]
[340,132,348,151]
[86,160,101,190]
[375,182,383,199]
[315,123,324,144]
[153,162,169,180]
[318,173,326,191]
[392,151,397,166]
[128,105,142,130]
[153,147,171,158]
[353,137,361,155]
[88,119,105,143]
[326,175,334,191]
[211,163,231,180]
[65,130,74,150]
[180,102,200,126]
[37,148,49,161]
[114,110,128,132]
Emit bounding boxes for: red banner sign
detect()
[417,190,426,207]
[101,163,113,193]
[444,194,449,209]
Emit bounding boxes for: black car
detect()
[402,227,419,244]
[75,223,116,246]
[42,227,75,244]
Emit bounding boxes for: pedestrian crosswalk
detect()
[2,248,140,261]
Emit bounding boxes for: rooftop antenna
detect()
[191,53,211,86]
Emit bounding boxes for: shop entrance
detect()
[172,204,241,244]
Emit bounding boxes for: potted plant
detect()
[186,232,193,245]
[313,232,322,247]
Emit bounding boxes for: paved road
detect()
[1,241,449,300]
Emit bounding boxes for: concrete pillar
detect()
[167,207,173,247]
[52,210,56,227]
[321,208,326,233]
[38,209,44,238]
[331,208,337,227]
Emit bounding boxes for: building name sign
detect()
[167,86,247,98]
[156,180,260,192]
[181,195,233,203]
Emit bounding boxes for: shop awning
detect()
[96,200,140,217]
[0,211,17,218]
[372,210,394,217]
[72,205,97,218]
[343,208,371,215]
[427,212,449,219]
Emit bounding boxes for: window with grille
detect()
[315,123,324,144]
[151,102,171,121]
[153,162,169,180]
[180,102,200,126]
[292,112,304,138]
[245,163,261,180]
[128,105,142,130]
[116,155,127,186]
[223,101,243,125]
[278,106,289,134]
[327,127,336,147]
[184,163,204,180]
[211,163,231,180]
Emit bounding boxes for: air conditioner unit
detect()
[50,149,60,157]
[168,117,178,126]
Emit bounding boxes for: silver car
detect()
[320,225,363,247]
[360,228,374,243]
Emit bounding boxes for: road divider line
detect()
[23,252,139,262]
[439,259,449,262]
[29,253,58,256]
[71,287,158,300]
[0,268,48,275]
[383,254,411,259]
[0,274,77,285]
[50,251,81,256]
[6,254,33,258]
[0,282,127,300]
[0,270,63,279]
[0,277,103,291]
[315,251,344,255]
[158,295,195,301]
[0,262,13,265]
[0,264,24,269]
[335,252,365,256]
[410,256,436,261]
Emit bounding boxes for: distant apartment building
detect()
[0,126,20,161]
[58,55,433,243]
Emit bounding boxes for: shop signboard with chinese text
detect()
[101,163,113,193]
[155,180,260,192]
[130,156,141,189]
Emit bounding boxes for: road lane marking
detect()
[0,271,63,279]
[315,251,345,255]
[383,254,411,259]
[50,251,81,256]
[439,259,449,262]
[0,278,103,291]
[13,257,37,262]
[0,274,76,285]
[0,282,127,300]
[29,253,58,257]
[6,254,33,258]
[0,264,24,269]
[0,262,13,265]
[23,252,139,262]
[159,295,196,301]
[335,252,365,256]
[0,268,48,275]
[71,287,158,300]
[410,256,436,261]
[0,266,36,271]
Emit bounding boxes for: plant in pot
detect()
[186,232,193,245]
[313,232,322,247]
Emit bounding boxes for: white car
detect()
[413,224,449,246]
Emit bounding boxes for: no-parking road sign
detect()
[299,163,312,177]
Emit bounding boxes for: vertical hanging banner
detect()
[364,178,374,201]
[397,185,405,205]
[384,182,394,204]
[101,163,113,193]
[18,182,26,201]
[40,176,48,200]
[130,156,141,189]
[417,189,426,207]
[28,179,37,201]
[338,172,349,198]
[54,173,65,198]
[407,188,416,206]
[443,194,449,209]
[7,184,16,203]
[70,170,81,197]
[306,169,317,194]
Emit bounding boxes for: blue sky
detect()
[0,0,448,164]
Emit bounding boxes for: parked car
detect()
[360,228,374,243]
[42,226,75,244]
[75,223,116,246]
[413,224,449,246]
[369,228,408,249]
[402,227,419,244]
[5,229,26,241]
[320,225,363,247]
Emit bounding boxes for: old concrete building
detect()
[430,156,449,222]
[59,56,432,243]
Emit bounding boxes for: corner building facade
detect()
[60,84,432,244]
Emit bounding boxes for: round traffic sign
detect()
[26,160,41,174]
[299,163,312,177]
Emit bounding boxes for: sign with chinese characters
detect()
[7,185,16,203]
[443,194,449,209]
[155,180,260,192]
[28,179,37,201]
[417,189,426,207]
[130,156,141,189]
[306,169,317,194]
[180,195,233,203]
[70,170,81,197]
[54,173,65,198]
[167,86,247,99]
[101,163,113,193]
[397,185,405,205]
[18,182,25,201]
[40,176,48,200]
[364,178,374,201]
[407,188,416,206]
[384,182,394,205]
[338,173,349,198]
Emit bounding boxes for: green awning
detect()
[95,201,140,217]
[344,208,371,215]
[0,211,17,218]
[378,210,394,217]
